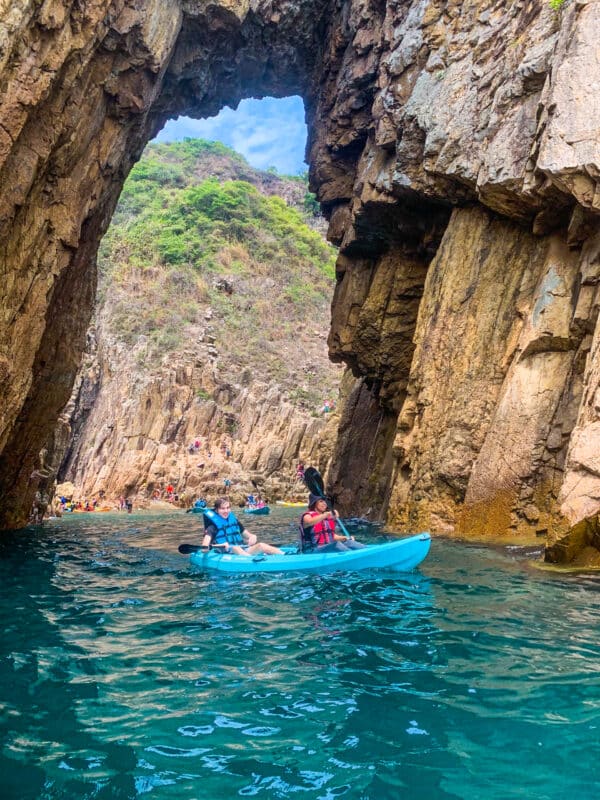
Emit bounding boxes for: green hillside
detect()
[97,139,339,400]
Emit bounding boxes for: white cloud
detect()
[154,96,308,175]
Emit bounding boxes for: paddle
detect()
[303,466,351,538]
[179,543,243,554]
[179,543,205,554]
[178,542,287,554]
[179,542,242,554]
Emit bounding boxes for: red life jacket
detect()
[301,510,336,549]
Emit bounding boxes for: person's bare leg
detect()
[229,545,252,557]
[247,543,283,555]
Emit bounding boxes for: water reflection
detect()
[0,528,139,799]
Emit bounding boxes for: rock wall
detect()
[1,0,600,562]
[57,326,336,506]
[389,207,585,540]
[311,0,600,561]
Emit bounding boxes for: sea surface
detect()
[1,509,599,799]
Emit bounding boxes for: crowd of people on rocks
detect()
[28,388,338,525]
[52,490,133,516]
[186,437,231,464]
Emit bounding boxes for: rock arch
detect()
[2,1,600,562]
[0,0,332,526]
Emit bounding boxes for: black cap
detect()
[308,493,324,509]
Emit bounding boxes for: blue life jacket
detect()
[203,508,243,546]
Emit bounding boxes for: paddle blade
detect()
[178,543,201,554]
[303,467,325,497]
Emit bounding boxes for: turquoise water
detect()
[1,510,599,799]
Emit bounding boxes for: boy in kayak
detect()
[300,494,365,552]
[201,497,282,556]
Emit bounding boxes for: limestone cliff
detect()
[1,0,600,564]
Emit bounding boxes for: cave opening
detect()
[54,92,345,508]
[0,0,449,529]
[0,0,340,528]
[155,95,309,176]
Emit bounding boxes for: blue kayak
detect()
[243,505,270,515]
[190,533,430,574]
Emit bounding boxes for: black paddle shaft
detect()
[178,543,230,554]
[178,542,285,554]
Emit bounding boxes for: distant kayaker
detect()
[300,494,364,553]
[201,497,283,556]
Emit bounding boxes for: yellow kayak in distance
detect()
[275,500,307,507]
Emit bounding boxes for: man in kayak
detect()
[300,494,365,552]
[201,497,283,556]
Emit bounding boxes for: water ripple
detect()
[1,513,600,798]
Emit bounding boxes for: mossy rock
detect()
[544,514,600,566]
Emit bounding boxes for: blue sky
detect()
[154,95,308,175]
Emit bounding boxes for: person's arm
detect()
[203,524,228,551]
[242,528,257,546]
[235,516,256,546]
[302,510,335,528]
[303,510,353,540]
[201,532,212,551]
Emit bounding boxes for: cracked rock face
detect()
[312,0,600,562]
[1,0,600,563]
